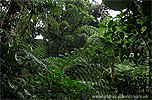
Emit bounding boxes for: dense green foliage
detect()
[0,0,151,99]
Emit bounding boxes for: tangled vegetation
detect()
[0,0,151,99]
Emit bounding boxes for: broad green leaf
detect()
[8,80,17,90]
[98,24,107,28]
[108,20,114,28]
[18,92,25,99]
[102,16,111,26]
[24,89,31,96]
[104,32,112,38]
[92,44,102,51]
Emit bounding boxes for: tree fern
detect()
[31,39,47,59]
[42,48,112,97]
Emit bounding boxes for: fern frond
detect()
[32,39,47,59]
[42,48,112,96]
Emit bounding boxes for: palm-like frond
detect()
[42,48,112,97]
[32,39,47,59]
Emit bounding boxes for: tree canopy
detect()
[0,0,151,99]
